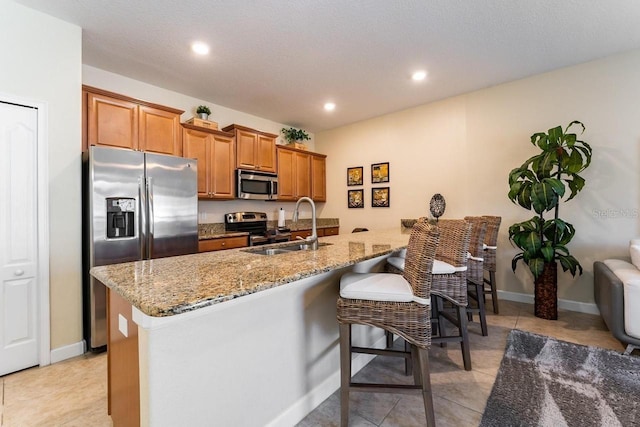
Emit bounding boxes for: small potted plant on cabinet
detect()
[281,127,311,149]
[196,105,211,120]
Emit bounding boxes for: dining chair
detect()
[464,216,488,336]
[482,216,502,314]
[337,220,439,427]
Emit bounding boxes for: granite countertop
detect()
[198,218,340,240]
[90,228,409,318]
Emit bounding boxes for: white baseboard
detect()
[266,334,386,427]
[49,340,85,364]
[497,290,600,315]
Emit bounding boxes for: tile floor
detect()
[0,300,626,426]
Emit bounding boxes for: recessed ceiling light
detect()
[412,70,427,81]
[324,102,336,111]
[191,42,210,55]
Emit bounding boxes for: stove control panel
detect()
[225,212,268,223]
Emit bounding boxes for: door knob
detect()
[14,269,24,276]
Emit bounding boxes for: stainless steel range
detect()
[225,212,291,246]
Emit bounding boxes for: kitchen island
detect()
[91,228,411,427]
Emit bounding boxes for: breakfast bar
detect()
[91,228,411,427]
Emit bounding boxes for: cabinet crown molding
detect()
[82,85,185,115]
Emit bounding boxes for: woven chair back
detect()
[464,216,488,285]
[402,221,440,301]
[434,219,471,267]
[482,216,501,247]
[464,216,488,258]
[481,216,501,272]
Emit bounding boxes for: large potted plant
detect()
[508,121,592,319]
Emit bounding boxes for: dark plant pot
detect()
[534,261,558,320]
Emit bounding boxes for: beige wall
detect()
[1,1,82,349]
[316,49,640,304]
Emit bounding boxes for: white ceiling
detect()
[15,0,640,132]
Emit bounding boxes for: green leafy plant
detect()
[508,121,592,279]
[281,127,310,143]
[196,105,211,115]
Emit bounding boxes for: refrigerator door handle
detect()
[139,176,148,259]
[147,176,154,257]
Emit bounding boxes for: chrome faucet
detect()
[292,197,318,250]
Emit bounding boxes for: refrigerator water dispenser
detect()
[106,197,135,238]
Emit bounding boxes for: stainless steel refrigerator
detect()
[83,146,198,351]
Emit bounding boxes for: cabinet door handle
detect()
[221,242,226,246]
[14,269,24,276]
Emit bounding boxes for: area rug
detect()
[480,329,640,427]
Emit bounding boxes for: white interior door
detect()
[0,101,39,376]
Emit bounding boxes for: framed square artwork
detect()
[347,166,364,186]
[371,162,389,183]
[348,189,364,208]
[371,187,390,207]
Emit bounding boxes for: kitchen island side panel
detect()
[135,256,388,427]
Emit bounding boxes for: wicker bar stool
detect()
[428,219,472,370]
[464,216,488,336]
[482,216,501,314]
[386,219,473,371]
[337,221,439,427]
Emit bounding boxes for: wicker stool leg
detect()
[339,323,351,427]
[458,305,472,371]
[489,271,499,314]
[417,347,436,427]
[474,282,488,336]
[385,331,394,348]
[405,340,412,376]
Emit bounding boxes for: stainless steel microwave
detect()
[236,169,278,200]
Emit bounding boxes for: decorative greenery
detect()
[508,121,592,279]
[196,105,211,115]
[281,127,311,143]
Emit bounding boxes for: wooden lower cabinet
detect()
[322,226,339,236]
[290,227,339,240]
[107,288,140,427]
[198,236,248,252]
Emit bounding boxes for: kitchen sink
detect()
[243,242,332,256]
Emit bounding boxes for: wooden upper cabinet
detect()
[295,151,311,198]
[257,134,277,172]
[311,154,327,202]
[277,147,296,200]
[139,105,182,156]
[236,129,258,170]
[83,85,184,156]
[182,124,235,200]
[210,133,235,198]
[277,146,321,201]
[87,91,139,150]
[183,127,211,198]
[222,124,277,173]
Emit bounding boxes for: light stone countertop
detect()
[90,228,410,318]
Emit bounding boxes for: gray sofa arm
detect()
[593,261,640,351]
